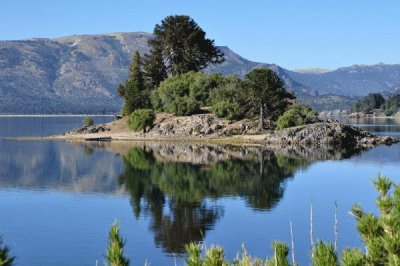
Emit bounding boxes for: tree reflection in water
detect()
[118,145,311,253]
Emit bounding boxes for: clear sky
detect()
[1,0,399,70]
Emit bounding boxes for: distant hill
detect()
[0,32,379,114]
[286,64,400,96]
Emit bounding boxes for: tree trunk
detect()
[259,105,264,131]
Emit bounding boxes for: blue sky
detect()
[1,0,399,70]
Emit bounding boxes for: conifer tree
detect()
[105,222,129,266]
[350,176,400,265]
[145,15,224,81]
[143,46,167,90]
[245,68,295,130]
[119,51,149,115]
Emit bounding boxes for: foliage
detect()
[210,77,248,120]
[275,104,319,130]
[0,236,15,266]
[383,94,400,116]
[118,146,309,253]
[82,116,94,127]
[311,241,337,266]
[119,51,150,115]
[245,68,295,130]
[265,242,290,266]
[350,93,385,113]
[146,15,224,78]
[127,109,155,132]
[151,72,227,116]
[350,175,400,265]
[143,47,168,90]
[340,248,365,266]
[105,222,129,266]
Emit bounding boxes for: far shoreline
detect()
[0,114,115,117]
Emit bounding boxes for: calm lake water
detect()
[0,116,399,265]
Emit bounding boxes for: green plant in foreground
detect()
[127,108,155,133]
[311,241,337,266]
[0,236,15,266]
[105,222,129,266]
[82,116,94,127]
[350,175,400,265]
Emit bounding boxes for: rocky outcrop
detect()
[146,113,258,137]
[264,121,398,146]
[60,114,398,147]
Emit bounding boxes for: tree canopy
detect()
[350,93,385,113]
[383,94,400,116]
[245,68,295,130]
[146,15,224,80]
[118,51,150,115]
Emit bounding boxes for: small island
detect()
[48,15,398,148]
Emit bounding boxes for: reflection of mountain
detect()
[0,140,124,194]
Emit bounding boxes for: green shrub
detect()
[210,78,247,120]
[82,116,94,127]
[276,104,319,130]
[151,71,229,116]
[127,109,155,132]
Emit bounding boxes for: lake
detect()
[0,116,399,265]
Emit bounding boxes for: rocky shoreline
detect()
[55,113,398,147]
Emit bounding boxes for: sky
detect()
[0,0,399,70]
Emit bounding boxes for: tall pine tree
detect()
[143,45,167,90]
[119,51,149,115]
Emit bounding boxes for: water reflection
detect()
[113,142,364,253]
[0,139,371,255]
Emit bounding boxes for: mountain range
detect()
[0,32,399,114]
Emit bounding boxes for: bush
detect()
[151,72,229,116]
[82,116,94,127]
[127,109,155,132]
[276,104,319,130]
[210,78,247,120]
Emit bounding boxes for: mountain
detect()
[286,64,400,96]
[0,32,153,114]
[0,32,365,114]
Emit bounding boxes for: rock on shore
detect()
[264,122,398,146]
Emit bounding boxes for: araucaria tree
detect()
[118,51,149,115]
[145,15,224,80]
[105,222,129,266]
[245,68,294,130]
